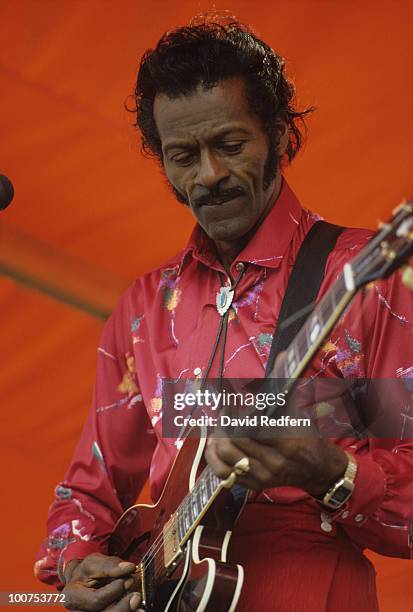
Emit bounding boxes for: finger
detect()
[64,578,127,611]
[78,554,136,581]
[206,438,274,489]
[107,561,137,579]
[233,437,284,469]
[105,591,142,612]
[205,438,244,479]
[234,455,274,490]
[206,437,247,467]
[123,574,140,593]
[231,438,286,484]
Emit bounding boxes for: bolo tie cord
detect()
[175,266,246,444]
[202,266,245,386]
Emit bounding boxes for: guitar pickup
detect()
[163,513,182,568]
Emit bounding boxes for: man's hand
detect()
[205,437,348,497]
[62,553,143,611]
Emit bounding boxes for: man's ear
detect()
[274,119,289,156]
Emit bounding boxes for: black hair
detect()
[129,13,314,188]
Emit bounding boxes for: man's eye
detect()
[219,142,244,154]
[171,153,195,166]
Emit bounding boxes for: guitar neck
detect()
[269,272,354,383]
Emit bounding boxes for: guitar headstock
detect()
[352,200,413,289]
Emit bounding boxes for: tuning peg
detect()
[393,200,413,216]
[378,220,391,230]
[393,200,406,215]
[380,241,396,261]
[402,266,413,291]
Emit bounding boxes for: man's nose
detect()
[196,150,229,190]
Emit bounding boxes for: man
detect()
[35,15,413,612]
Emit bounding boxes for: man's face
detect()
[154,77,286,244]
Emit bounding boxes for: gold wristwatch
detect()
[322,451,358,510]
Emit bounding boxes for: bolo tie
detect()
[202,263,246,384]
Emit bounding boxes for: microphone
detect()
[0,174,14,210]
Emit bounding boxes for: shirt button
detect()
[193,367,202,376]
[341,510,350,519]
[354,514,364,522]
[321,521,333,533]
[235,262,245,272]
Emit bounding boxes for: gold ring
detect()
[233,456,250,476]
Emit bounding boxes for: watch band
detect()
[322,451,358,510]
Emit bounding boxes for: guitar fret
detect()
[321,286,342,323]
[200,474,208,505]
[206,471,214,498]
[183,503,191,532]
[308,312,321,344]
[286,342,299,376]
[317,303,324,328]
[175,468,222,540]
[329,285,337,313]
[272,284,344,380]
[212,470,221,490]
[293,337,308,365]
[192,488,200,517]
[196,486,203,515]
[178,509,185,540]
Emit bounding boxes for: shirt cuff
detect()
[318,452,386,525]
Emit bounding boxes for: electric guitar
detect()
[108,200,413,611]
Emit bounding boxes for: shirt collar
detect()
[179,179,303,273]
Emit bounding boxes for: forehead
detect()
[153,77,262,146]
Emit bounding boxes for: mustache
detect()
[193,186,246,207]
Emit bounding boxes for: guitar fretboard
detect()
[177,465,221,541]
[271,273,352,381]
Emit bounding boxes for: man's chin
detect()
[203,219,250,243]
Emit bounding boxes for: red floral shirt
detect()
[35,180,413,587]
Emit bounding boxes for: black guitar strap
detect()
[231,221,345,515]
[264,220,345,376]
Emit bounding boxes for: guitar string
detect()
[140,466,219,572]
[145,472,220,578]
[140,473,220,583]
[141,466,219,571]
[144,471,221,584]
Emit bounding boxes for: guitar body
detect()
[109,434,245,612]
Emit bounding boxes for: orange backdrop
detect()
[1,1,412,610]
